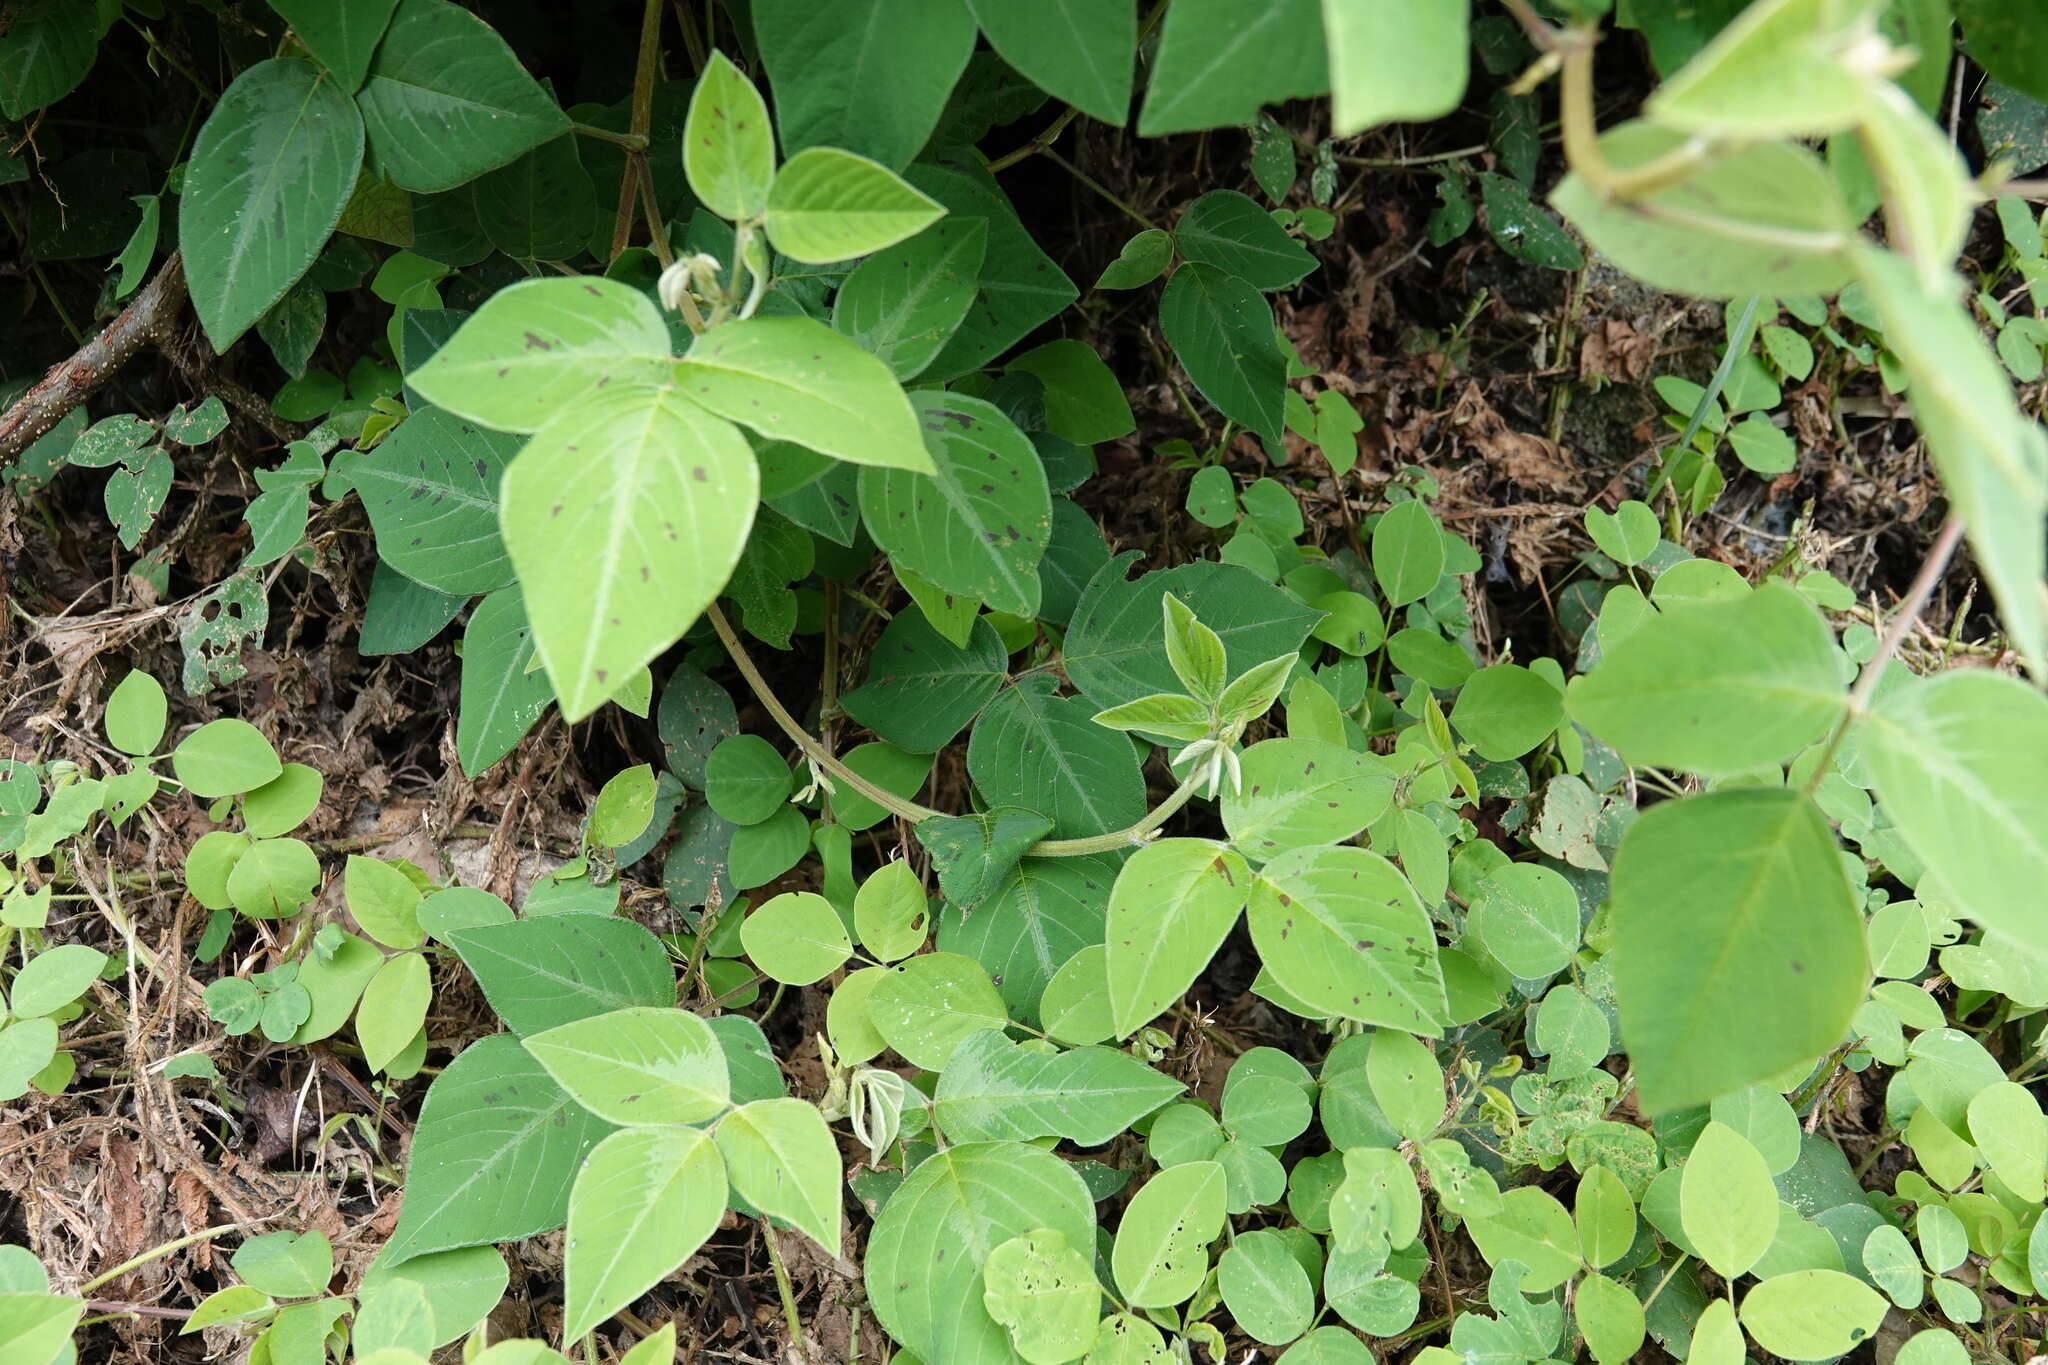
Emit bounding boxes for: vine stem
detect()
[705,604,1212,857]
[79,1222,255,1295]
[1804,515,1965,787]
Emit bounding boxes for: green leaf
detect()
[0,0,99,120]
[1585,501,1660,568]
[967,0,1133,125]
[1850,245,2047,679]
[1106,839,1252,1037]
[1096,228,1174,290]
[1371,501,1444,608]
[447,915,674,1038]
[753,0,976,169]
[859,392,1051,616]
[1065,557,1322,711]
[715,1098,843,1252]
[180,59,364,350]
[1452,664,1563,762]
[1178,190,1318,291]
[1221,738,1393,862]
[501,383,758,722]
[1967,1080,2046,1202]
[1611,790,1866,1114]
[853,861,930,962]
[740,892,852,985]
[103,670,167,756]
[360,560,465,656]
[332,407,519,595]
[1649,0,1870,137]
[1575,1164,1636,1270]
[1322,0,1468,134]
[833,217,987,381]
[1957,0,2048,102]
[904,163,1079,380]
[937,855,1114,1027]
[918,806,1054,911]
[969,676,1144,839]
[1480,172,1583,270]
[473,133,597,262]
[1576,1271,1647,1365]
[243,763,324,839]
[1464,1186,1581,1292]
[841,609,1008,753]
[683,51,775,221]
[1739,1270,1888,1361]
[1007,339,1138,443]
[1219,1228,1314,1345]
[1553,123,1856,299]
[982,1228,1103,1365]
[359,952,432,1071]
[1681,1120,1779,1278]
[382,1034,615,1262]
[1248,845,1447,1033]
[1367,1029,1443,1142]
[704,735,793,825]
[587,765,656,849]
[1567,581,1844,775]
[868,952,1008,1069]
[764,147,945,264]
[264,0,397,90]
[678,314,931,471]
[457,587,555,777]
[356,0,568,193]
[524,1007,728,1127]
[408,278,674,435]
[7,944,107,1018]
[933,1029,1183,1144]
[1160,262,1285,445]
[288,930,387,1043]
[1867,671,2048,949]
[1138,0,1328,135]
[233,1229,332,1298]
[1112,1160,1227,1308]
[561,1128,723,1340]
[865,1142,1095,1365]
[226,837,322,918]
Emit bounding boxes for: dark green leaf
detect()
[1160,263,1286,444]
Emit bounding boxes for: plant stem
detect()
[80,1222,255,1294]
[761,1223,807,1354]
[986,107,1080,172]
[706,604,1213,857]
[1040,146,1157,231]
[571,122,649,151]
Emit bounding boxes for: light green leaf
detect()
[1321,0,1468,134]
[1469,862,1580,980]
[382,1034,614,1262]
[1575,1164,1636,1270]
[1648,0,1871,137]
[5,943,106,1019]
[1850,245,2047,678]
[171,718,281,797]
[1553,123,1856,299]
[103,670,167,755]
[501,382,757,722]
[561,1129,720,1342]
[1371,500,1443,608]
[683,51,775,221]
[233,1229,332,1298]
[1567,581,1844,775]
[355,0,567,193]
[226,837,322,919]
[1247,845,1446,1034]
[868,951,1008,1069]
[0,1293,83,1365]
[1112,1160,1227,1308]
[358,952,432,1072]
[408,278,674,435]
[933,1029,1183,1145]
[866,1142,1095,1365]
[242,763,324,839]
[1367,1029,1442,1142]
[852,861,930,963]
[678,314,931,471]
[714,1098,843,1252]
[1681,1121,1779,1279]
[1465,1186,1580,1292]
[1577,1271,1646,1365]
[833,217,987,381]
[860,391,1051,616]
[1452,664,1564,762]
[587,765,657,849]
[180,59,364,350]
[1222,739,1393,862]
[346,855,424,949]
[1160,262,1285,445]
[1218,1228,1314,1346]
[1611,790,1867,1113]
[740,892,852,985]
[1739,1269,1888,1361]
[983,1228,1103,1365]
[524,1007,728,1127]
[1106,839,1251,1037]
[765,147,945,264]
[1967,1080,2046,1202]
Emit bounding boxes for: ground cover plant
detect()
[1,0,2046,1362]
